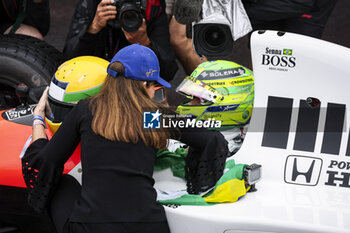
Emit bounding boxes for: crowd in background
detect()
[0,0,340,80]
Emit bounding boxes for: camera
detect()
[191,0,252,57]
[193,13,233,57]
[243,163,262,186]
[111,0,147,32]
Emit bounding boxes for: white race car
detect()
[153,30,350,233]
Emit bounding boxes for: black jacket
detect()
[22,100,228,222]
[63,0,178,82]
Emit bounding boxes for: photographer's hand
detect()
[123,19,151,47]
[88,0,117,34]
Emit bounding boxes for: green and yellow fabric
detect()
[155,151,249,206]
[154,147,188,179]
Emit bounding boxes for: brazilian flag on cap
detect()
[283,49,293,55]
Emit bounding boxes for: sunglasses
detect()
[153,86,166,103]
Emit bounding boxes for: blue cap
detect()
[107,44,171,88]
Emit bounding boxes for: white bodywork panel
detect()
[153,30,350,233]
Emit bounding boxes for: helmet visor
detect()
[176,77,222,103]
[46,95,74,123]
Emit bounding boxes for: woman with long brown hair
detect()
[22,44,228,233]
[90,61,169,149]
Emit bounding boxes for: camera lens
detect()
[121,10,141,31]
[204,26,225,47]
[119,3,143,33]
[193,23,233,56]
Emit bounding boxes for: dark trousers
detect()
[50,175,170,233]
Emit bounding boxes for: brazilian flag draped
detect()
[155,149,249,206]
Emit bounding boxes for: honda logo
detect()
[285,155,323,186]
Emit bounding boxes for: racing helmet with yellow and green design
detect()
[46,56,109,134]
[176,60,254,129]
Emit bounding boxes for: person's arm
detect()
[22,95,83,212]
[176,127,228,155]
[146,7,178,82]
[63,0,116,59]
[169,17,207,75]
[31,87,49,141]
[25,97,82,167]
[87,0,117,34]
[38,101,82,165]
[171,126,229,194]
